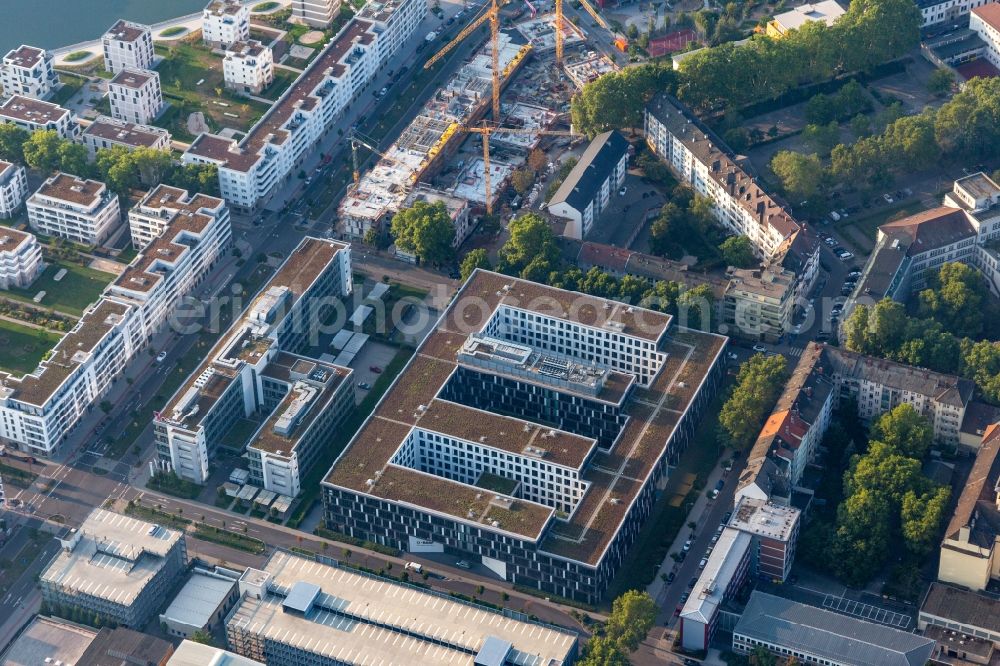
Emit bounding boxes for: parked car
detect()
[680,591,690,603]
[358,382,371,390]
[752,343,767,353]
[682,539,692,552]
[709,489,719,499]
[455,560,472,569]
[715,479,725,491]
[723,511,732,523]
[848,270,862,279]
[883,193,894,204]
[155,351,167,363]
[404,562,423,573]
[710,533,720,544]
[369,366,383,373]
[698,558,708,570]
[666,571,676,583]
[619,186,628,196]
[688,576,698,588]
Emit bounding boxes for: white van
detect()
[404,562,423,573]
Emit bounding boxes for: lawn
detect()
[51,73,86,106]
[258,67,298,101]
[154,42,271,133]
[0,319,62,375]
[7,261,115,316]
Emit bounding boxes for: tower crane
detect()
[462,121,580,216]
[555,0,616,64]
[348,130,394,188]
[425,0,508,121]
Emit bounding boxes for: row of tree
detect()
[0,124,219,197]
[676,0,921,111]
[843,263,1000,403]
[801,405,950,587]
[570,63,677,137]
[718,353,789,450]
[773,77,1000,200]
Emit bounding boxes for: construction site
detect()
[338,0,615,242]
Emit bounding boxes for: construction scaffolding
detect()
[564,51,617,89]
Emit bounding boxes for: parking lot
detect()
[586,172,668,250]
[345,340,401,404]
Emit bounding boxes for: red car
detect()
[369,366,383,373]
[673,604,682,617]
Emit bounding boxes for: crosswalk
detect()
[783,346,805,358]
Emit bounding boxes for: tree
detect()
[935,77,1000,161]
[57,141,90,177]
[578,636,629,666]
[571,63,677,136]
[748,646,777,666]
[901,485,950,556]
[843,299,908,357]
[460,248,491,280]
[511,168,535,194]
[604,590,657,652]
[677,284,715,331]
[918,261,988,338]
[803,121,840,155]
[190,629,214,645]
[95,145,138,193]
[390,200,456,266]
[719,354,788,449]
[132,148,174,187]
[719,235,756,268]
[927,67,954,97]
[0,123,29,163]
[527,148,547,172]
[961,339,1000,404]
[22,129,63,173]
[498,213,558,275]
[869,404,934,459]
[770,151,823,201]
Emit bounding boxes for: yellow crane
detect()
[425,0,506,121]
[463,121,580,216]
[555,0,615,63]
[348,130,394,187]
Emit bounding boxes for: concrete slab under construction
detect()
[451,157,512,205]
[339,29,532,239]
[564,51,617,89]
[516,13,584,52]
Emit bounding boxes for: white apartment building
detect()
[918,0,992,26]
[0,161,28,218]
[27,173,121,245]
[0,96,78,139]
[724,266,796,343]
[202,0,251,48]
[223,40,274,95]
[0,227,43,289]
[645,95,799,259]
[0,189,228,457]
[1,45,57,100]
[971,3,1000,67]
[183,0,426,212]
[102,20,155,74]
[109,186,232,343]
[128,184,229,249]
[155,238,352,488]
[292,0,341,27]
[81,115,171,160]
[548,130,630,240]
[109,68,163,125]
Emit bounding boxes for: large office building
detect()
[102,20,155,74]
[548,130,630,240]
[0,226,43,289]
[0,160,28,218]
[0,188,228,457]
[108,68,163,125]
[0,95,78,139]
[1,45,57,100]
[202,0,251,48]
[184,0,426,212]
[292,0,341,27]
[323,270,727,603]
[734,591,935,666]
[680,497,800,651]
[27,172,121,245]
[40,508,187,628]
[226,550,578,666]
[155,237,353,493]
[740,342,972,505]
[82,115,172,160]
[223,40,274,95]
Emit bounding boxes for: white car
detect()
[752,344,767,353]
[883,193,894,204]
[155,351,167,363]
[619,186,627,196]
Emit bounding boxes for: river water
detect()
[0,0,210,53]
